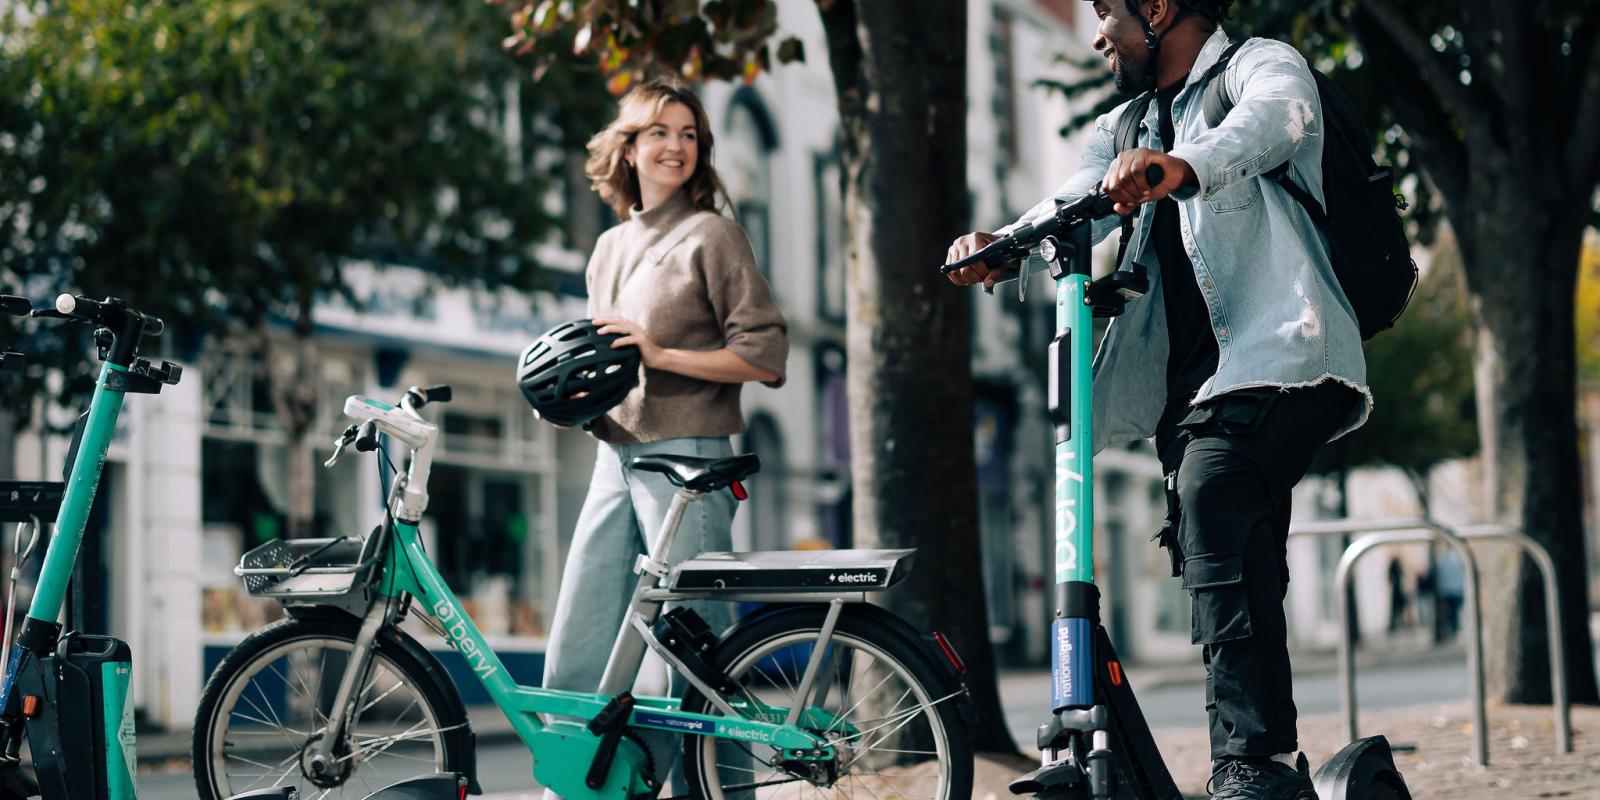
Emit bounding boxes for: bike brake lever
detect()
[323,441,348,469]
[323,425,359,468]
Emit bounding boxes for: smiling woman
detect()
[533,77,789,797]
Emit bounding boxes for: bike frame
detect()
[302,396,850,798]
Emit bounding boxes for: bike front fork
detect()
[304,603,390,779]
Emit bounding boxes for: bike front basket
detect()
[236,536,377,598]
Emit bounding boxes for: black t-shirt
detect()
[1153,82,1218,413]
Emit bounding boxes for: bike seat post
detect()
[642,489,701,574]
[598,488,702,696]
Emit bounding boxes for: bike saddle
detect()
[630,453,761,492]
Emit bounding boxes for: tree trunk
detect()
[1459,204,1600,705]
[257,302,321,539]
[818,0,1018,755]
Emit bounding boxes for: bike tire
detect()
[192,613,473,800]
[680,605,974,800]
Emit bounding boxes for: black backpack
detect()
[1115,39,1418,340]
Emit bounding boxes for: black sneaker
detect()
[1207,756,1318,800]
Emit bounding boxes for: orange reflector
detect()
[21,695,40,718]
[1108,661,1124,686]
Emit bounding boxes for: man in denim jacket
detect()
[948,1,1369,798]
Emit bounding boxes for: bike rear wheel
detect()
[680,606,973,800]
[192,615,472,800]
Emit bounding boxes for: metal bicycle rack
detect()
[1288,517,1572,767]
[1288,518,1487,765]
[1454,523,1572,755]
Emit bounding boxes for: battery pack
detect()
[16,635,135,800]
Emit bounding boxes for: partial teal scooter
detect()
[0,294,180,800]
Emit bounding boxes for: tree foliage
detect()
[496,0,805,94]
[0,0,604,420]
[1581,242,1600,384]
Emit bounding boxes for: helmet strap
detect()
[1126,0,1194,91]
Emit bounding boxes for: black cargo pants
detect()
[1153,381,1361,760]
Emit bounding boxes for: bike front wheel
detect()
[681,605,974,800]
[192,614,473,800]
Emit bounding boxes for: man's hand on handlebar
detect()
[945,231,1015,289]
[1102,148,1196,216]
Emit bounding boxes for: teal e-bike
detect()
[194,383,975,800]
[942,168,1411,800]
[0,293,183,800]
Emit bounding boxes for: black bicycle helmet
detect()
[517,319,641,429]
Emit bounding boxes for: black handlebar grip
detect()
[1145,164,1165,187]
[354,420,381,453]
[423,385,452,404]
[55,294,103,320]
[0,296,30,317]
[142,315,165,337]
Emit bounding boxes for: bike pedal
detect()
[587,691,635,736]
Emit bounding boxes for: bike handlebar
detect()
[941,165,1165,274]
[404,384,453,410]
[0,295,29,317]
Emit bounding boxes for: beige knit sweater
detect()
[584,191,788,444]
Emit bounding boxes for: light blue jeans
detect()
[541,436,738,796]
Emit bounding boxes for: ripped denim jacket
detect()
[1000,29,1370,453]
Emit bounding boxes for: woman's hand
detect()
[594,315,663,368]
[530,408,571,430]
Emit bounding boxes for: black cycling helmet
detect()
[517,319,641,429]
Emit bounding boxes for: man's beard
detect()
[1111,46,1153,94]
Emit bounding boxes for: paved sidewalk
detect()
[972,701,1600,800]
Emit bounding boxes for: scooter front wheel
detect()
[192,615,473,800]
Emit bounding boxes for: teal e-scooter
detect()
[942,169,1411,799]
[0,294,181,800]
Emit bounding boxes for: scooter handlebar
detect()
[940,165,1165,275]
[45,294,164,336]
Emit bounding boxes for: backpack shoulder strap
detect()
[1112,94,1155,269]
[1199,39,1250,128]
[1114,93,1154,156]
[643,210,716,267]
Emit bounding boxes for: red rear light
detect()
[1108,660,1124,686]
[730,480,748,501]
[932,631,966,674]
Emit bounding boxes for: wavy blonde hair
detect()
[586,77,730,221]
